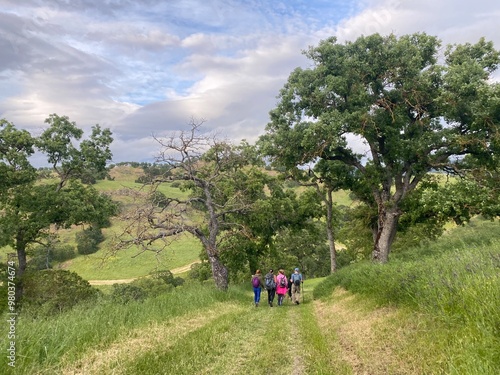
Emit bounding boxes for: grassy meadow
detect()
[1,217,499,374]
[0,166,202,282]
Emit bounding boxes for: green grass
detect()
[314,218,500,374]
[0,283,245,374]
[65,232,201,280]
[2,221,499,375]
[2,166,499,374]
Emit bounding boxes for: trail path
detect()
[87,261,200,285]
[48,284,420,375]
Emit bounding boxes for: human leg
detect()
[254,287,261,306]
[269,288,276,306]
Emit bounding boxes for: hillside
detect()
[1,208,499,373]
[0,165,203,282]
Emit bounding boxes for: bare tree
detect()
[116,119,265,290]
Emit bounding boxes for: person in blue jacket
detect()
[290,267,303,305]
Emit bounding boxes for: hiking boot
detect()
[295,301,299,305]
[270,302,273,307]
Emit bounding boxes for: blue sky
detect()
[1,0,499,164]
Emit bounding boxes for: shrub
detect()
[111,284,147,304]
[189,262,212,282]
[150,269,185,287]
[21,269,100,315]
[76,226,105,255]
[148,191,169,208]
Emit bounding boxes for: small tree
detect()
[0,115,117,294]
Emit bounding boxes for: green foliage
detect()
[131,278,175,298]
[149,269,185,287]
[27,244,76,270]
[0,114,117,278]
[21,269,100,316]
[148,190,169,208]
[111,270,185,304]
[135,163,173,184]
[260,32,500,262]
[336,204,374,261]
[188,261,212,282]
[37,114,113,183]
[76,226,105,255]
[111,283,148,304]
[267,223,331,278]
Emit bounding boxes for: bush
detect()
[150,269,185,287]
[111,284,147,304]
[22,269,100,315]
[51,244,76,262]
[148,191,169,208]
[189,262,212,282]
[76,226,105,255]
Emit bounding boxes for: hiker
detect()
[290,267,303,305]
[264,269,277,307]
[287,277,292,300]
[251,269,265,307]
[275,269,288,306]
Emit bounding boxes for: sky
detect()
[1,0,499,165]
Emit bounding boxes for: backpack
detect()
[264,274,276,290]
[279,275,287,288]
[292,273,302,286]
[252,276,260,288]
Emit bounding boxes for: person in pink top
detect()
[275,269,288,306]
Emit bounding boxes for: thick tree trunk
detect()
[208,253,229,291]
[15,237,27,301]
[15,233,27,278]
[372,207,400,263]
[325,189,337,273]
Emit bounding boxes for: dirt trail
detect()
[88,261,200,285]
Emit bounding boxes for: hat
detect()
[294,268,299,271]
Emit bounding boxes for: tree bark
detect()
[372,206,400,263]
[207,252,229,291]
[325,189,337,273]
[15,232,27,278]
[15,233,27,301]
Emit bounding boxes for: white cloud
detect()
[334,0,500,48]
[1,0,500,165]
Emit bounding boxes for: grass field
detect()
[1,217,499,374]
[1,166,499,374]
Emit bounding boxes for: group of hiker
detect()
[251,268,303,307]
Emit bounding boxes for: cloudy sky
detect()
[1,0,499,165]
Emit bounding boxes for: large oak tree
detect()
[260,33,500,263]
